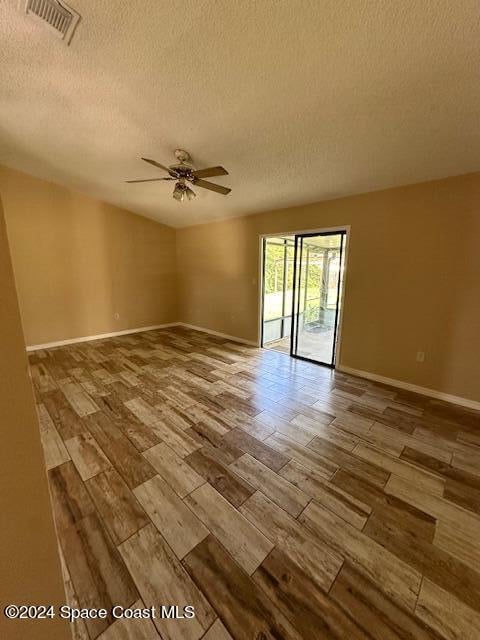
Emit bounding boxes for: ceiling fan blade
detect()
[192,166,229,179]
[192,178,231,195]
[141,157,177,175]
[126,177,174,183]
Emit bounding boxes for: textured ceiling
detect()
[1,1,480,228]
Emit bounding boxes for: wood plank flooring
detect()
[29,327,480,639]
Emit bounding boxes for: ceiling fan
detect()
[126,149,231,202]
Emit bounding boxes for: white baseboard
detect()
[26,321,258,351]
[337,364,480,412]
[26,323,180,352]
[178,323,259,347]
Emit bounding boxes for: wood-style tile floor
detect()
[29,327,480,640]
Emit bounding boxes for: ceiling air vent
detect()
[23,0,80,44]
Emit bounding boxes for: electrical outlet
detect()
[416,351,425,363]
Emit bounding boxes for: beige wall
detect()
[177,172,480,403]
[0,196,69,639]
[0,166,177,347]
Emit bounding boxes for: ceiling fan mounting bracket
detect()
[174,149,191,163]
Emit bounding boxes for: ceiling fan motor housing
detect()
[170,164,194,176]
[170,150,194,177]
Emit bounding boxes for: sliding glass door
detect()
[261,230,346,367]
[290,231,345,366]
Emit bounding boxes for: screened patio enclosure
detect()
[261,231,345,367]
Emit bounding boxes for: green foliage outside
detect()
[263,239,340,323]
[264,241,323,295]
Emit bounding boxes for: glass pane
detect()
[293,233,344,365]
[263,239,285,322]
[263,318,282,343]
[262,236,295,350]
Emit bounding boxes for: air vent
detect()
[23,0,80,44]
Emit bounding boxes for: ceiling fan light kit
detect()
[173,181,196,202]
[126,149,231,203]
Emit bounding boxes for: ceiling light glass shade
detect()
[172,182,196,202]
[172,182,185,201]
[185,186,196,200]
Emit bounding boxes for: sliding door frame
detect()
[290,230,346,368]
[259,225,350,369]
